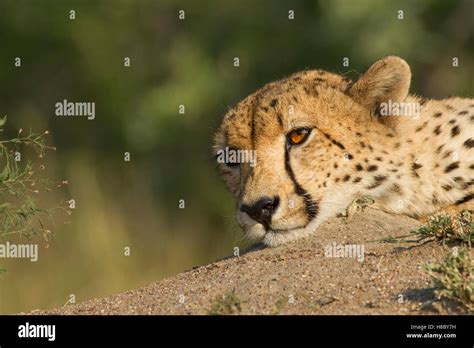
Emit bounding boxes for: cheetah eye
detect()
[215,148,241,168]
[287,128,311,146]
[225,161,240,168]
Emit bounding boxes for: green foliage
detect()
[373,209,474,310]
[272,295,288,314]
[371,211,474,246]
[424,249,474,311]
[412,211,474,246]
[208,289,242,315]
[0,117,62,241]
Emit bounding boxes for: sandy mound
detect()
[30,208,468,315]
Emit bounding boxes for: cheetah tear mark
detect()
[284,148,319,223]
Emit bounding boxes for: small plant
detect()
[1,116,68,272]
[370,211,474,246]
[341,195,375,218]
[423,248,474,311]
[272,295,288,314]
[208,289,242,315]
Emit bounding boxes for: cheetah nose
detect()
[240,196,280,228]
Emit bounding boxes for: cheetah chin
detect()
[263,223,320,247]
[215,56,473,247]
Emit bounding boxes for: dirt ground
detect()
[30,208,470,315]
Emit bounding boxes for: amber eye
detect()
[287,128,311,146]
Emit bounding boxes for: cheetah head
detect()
[214,56,411,246]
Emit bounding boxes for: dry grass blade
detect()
[369,211,474,246]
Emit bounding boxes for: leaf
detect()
[0,202,12,212]
[0,116,6,127]
[0,166,9,182]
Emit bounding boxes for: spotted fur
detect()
[214,56,473,247]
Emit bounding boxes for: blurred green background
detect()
[0,0,472,313]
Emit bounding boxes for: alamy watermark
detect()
[324,241,365,263]
[216,147,257,167]
[0,241,38,262]
[18,322,55,341]
[379,100,420,119]
[55,99,95,120]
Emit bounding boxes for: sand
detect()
[29,208,470,315]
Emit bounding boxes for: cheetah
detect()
[214,56,473,247]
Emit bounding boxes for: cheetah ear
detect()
[348,56,411,114]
